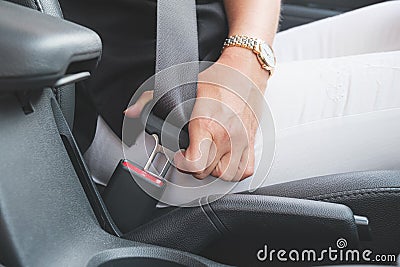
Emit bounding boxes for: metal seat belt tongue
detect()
[143,133,174,178]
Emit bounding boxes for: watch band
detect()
[223,35,260,52]
[222,35,275,75]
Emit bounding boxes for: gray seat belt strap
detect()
[153,0,199,128]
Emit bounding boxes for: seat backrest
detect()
[6,0,76,129]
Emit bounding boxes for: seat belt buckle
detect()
[102,134,173,232]
[120,132,174,200]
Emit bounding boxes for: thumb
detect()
[124,90,154,118]
[174,122,213,174]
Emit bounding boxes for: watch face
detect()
[260,43,276,68]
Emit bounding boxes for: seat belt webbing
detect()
[153,0,199,128]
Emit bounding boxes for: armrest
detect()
[125,194,367,253]
[0,1,102,91]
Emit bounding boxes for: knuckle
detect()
[214,128,230,143]
[226,168,237,179]
[219,174,232,182]
[219,168,237,182]
[213,168,223,179]
[194,173,208,180]
[206,121,227,139]
[243,166,255,178]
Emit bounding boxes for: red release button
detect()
[122,160,164,187]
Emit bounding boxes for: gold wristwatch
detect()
[223,35,276,76]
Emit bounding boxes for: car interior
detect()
[0,0,399,266]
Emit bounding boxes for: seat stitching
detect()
[308,190,400,202]
[306,187,400,199]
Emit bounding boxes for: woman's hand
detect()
[125,47,269,181]
[175,47,269,181]
[126,0,279,182]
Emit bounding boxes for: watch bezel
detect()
[258,42,276,69]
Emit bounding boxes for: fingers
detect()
[175,117,254,181]
[190,120,232,179]
[211,151,241,182]
[238,145,255,180]
[174,119,214,174]
[211,140,254,182]
[124,87,257,183]
[191,140,219,179]
[124,90,154,118]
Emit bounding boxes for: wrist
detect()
[218,46,270,91]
